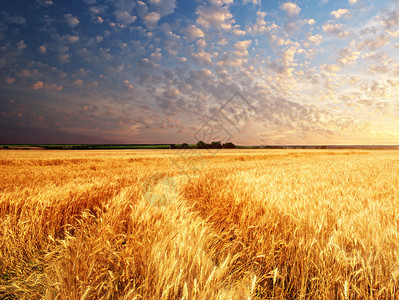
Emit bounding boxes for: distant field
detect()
[0,144,172,150]
[1,149,399,299]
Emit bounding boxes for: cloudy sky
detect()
[1,0,399,144]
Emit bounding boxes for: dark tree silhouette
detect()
[222,142,236,148]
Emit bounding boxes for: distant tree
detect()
[210,141,222,149]
[181,143,189,149]
[197,140,207,149]
[222,142,236,149]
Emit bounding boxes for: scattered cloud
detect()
[196,1,235,31]
[38,45,47,54]
[322,22,349,37]
[17,40,26,50]
[114,10,137,25]
[279,2,301,17]
[144,12,161,26]
[331,9,350,19]
[1,0,399,144]
[183,25,204,41]
[32,81,63,91]
[64,14,80,27]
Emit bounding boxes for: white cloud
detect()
[114,10,137,24]
[73,79,83,86]
[234,40,252,57]
[64,14,79,27]
[32,81,63,91]
[36,0,53,6]
[234,40,252,51]
[248,10,272,35]
[196,2,235,31]
[17,40,26,50]
[382,10,399,29]
[37,45,47,54]
[183,24,204,41]
[233,27,246,37]
[307,34,323,45]
[321,64,341,74]
[242,0,261,4]
[148,0,176,17]
[2,13,26,25]
[348,0,358,4]
[124,80,133,90]
[144,12,161,26]
[279,2,301,17]
[331,9,350,19]
[322,22,349,37]
[208,0,233,5]
[58,54,70,64]
[110,0,136,12]
[338,47,360,65]
[192,51,212,64]
[358,35,391,50]
[64,35,80,43]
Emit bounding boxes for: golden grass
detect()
[1,149,399,299]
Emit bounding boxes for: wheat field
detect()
[1,149,399,299]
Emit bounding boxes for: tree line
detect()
[170,141,236,149]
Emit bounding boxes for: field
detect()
[1,149,399,299]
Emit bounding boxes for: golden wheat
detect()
[1,149,399,299]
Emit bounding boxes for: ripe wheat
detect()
[1,149,398,299]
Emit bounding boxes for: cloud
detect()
[248,11,273,35]
[358,35,391,50]
[38,45,47,54]
[73,79,83,86]
[58,54,70,64]
[147,0,176,17]
[307,34,323,45]
[36,0,53,6]
[5,77,16,84]
[17,40,26,50]
[337,47,360,65]
[307,19,315,25]
[279,2,301,17]
[183,24,204,41]
[192,51,213,64]
[1,12,26,25]
[32,81,63,91]
[64,14,80,27]
[234,40,252,57]
[321,64,341,74]
[144,12,161,26]
[196,1,235,31]
[63,35,80,43]
[114,10,137,24]
[331,9,350,19]
[123,80,133,90]
[322,22,349,37]
[233,26,246,36]
[348,0,358,4]
[381,10,399,30]
[242,0,261,4]
[109,0,136,12]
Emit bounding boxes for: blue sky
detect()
[1,0,399,144]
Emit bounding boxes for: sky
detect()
[1,0,399,145]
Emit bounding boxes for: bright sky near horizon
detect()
[0,0,399,145]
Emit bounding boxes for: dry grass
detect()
[1,149,399,299]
